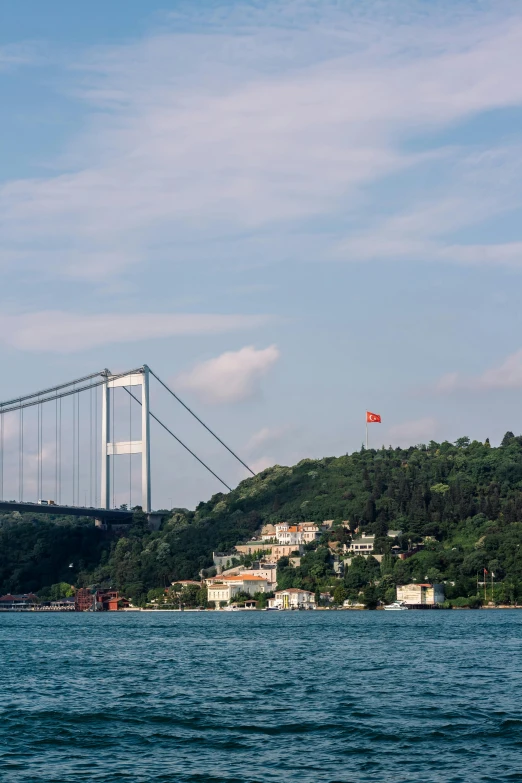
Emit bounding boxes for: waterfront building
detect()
[268,588,316,610]
[74,588,128,611]
[0,593,38,611]
[207,574,269,607]
[396,583,445,605]
[49,598,75,611]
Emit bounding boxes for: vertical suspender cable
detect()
[20,407,24,501]
[89,384,93,506]
[110,387,116,508]
[39,402,43,499]
[0,412,3,500]
[18,408,21,501]
[129,385,131,509]
[41,402,44,498]
[37,403,40,499]
[72,393,76,505]
[94,387,98,507]
[111,386,115,508]
[77,392,81,505]
[59,398,62,505]
[55,395,58,502]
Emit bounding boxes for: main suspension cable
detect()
[0,367,141,415]
[122,386,232,492]
[0,368,110,409]
[149,369,255,476]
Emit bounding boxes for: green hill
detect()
[2,432,522,605]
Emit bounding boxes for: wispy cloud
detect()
[436,350,522,393]
[0,43,42,71]
[336,146,522,268]
[0,311,271,353]
[2,3,522,285]
[176,345,280,404]
[388,417,438,445]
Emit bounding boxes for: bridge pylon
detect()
[101,365,151,514]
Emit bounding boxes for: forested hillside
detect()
[2,432,522,604]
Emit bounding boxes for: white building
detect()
[207,575,269,607]
[268,588,316,610]
[397,583,444,605]
[302,522,321,542]
[349,534,375,556]
[274,522,320,546]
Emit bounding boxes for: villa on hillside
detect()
[275,522,321,545]
[348,534,376,556]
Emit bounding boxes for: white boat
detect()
[384,600,409,611]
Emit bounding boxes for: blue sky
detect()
[1,0,522,509]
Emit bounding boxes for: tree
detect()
[333,585,348,605]
[362,584,379,609]
[502,432,515,447]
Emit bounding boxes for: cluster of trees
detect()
[2,434,522,604]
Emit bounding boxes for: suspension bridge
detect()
[0,365,254,527]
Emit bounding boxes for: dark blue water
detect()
[1,611,521,782]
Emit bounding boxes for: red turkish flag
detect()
[366,411,381,423]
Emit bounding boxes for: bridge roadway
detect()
[0,501,133,522]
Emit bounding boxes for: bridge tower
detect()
[100,365,151,513]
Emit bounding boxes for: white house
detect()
[302,522,321,542]
[397,583,444,605]
[349,534,375,556]
[274,522,320,546]
[268,588,316,610]
[207,575,269,607]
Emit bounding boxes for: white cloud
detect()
[250,456,275,473]
[336,146,522,268]
[246,425,289,451]
[0,311,271,353]
[2,5,522,282]
[388,417,438,445]
[176,345,280,404]
[0,43,41,71]
[436,350,522,392]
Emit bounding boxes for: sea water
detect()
[0,610,521,782]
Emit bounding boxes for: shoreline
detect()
[2,605,522,613]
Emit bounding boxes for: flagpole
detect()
[365,413,368,450]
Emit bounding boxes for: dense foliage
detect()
[3,433,522,604]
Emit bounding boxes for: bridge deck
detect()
[0,501,133,522]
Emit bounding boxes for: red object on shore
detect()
[366,411,381,423]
